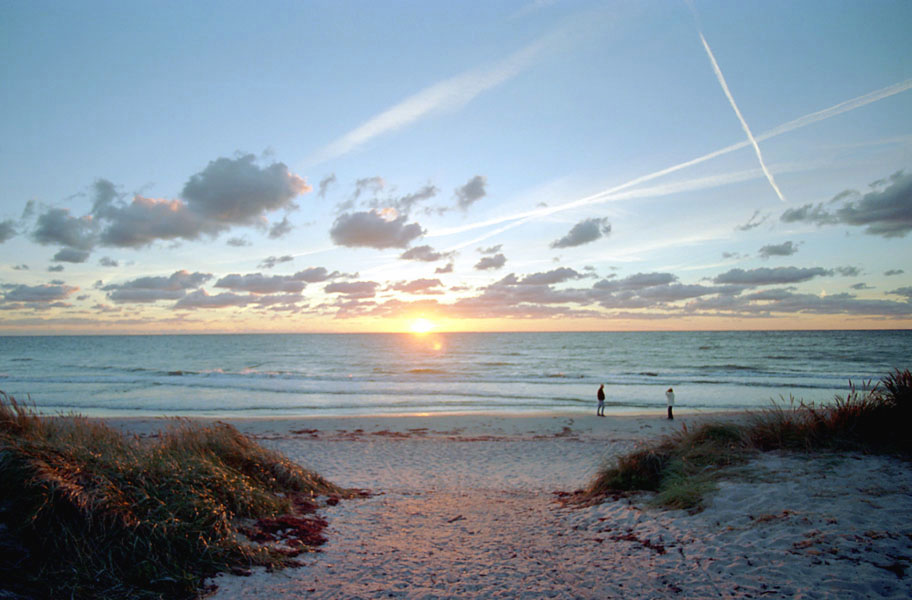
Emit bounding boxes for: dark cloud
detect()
[455,175,487,210]
[12,264,29,271]
[318,173,337,198]
[736,210,770,231]
[215,273,307,295]
[435,262,454,274]
[780,170,912,237]
[0,219,16,243]
[47,265,65,272]
[329,210,424,249]
[32,208,97,250]
[713,266,832,286]
[594,272,677,291]
[259,255,294,269]
[53,247,91,263]
[180,154,309,226]
[268,216,293,239]
[389,278,444,294]
[885,269,904,276]
[836,266,861,277]
[227,236,252,247]
[517,268,584,286]
[324,281,379,299]
[99,257,119,267]
[478,244,502,255]
[396,185,439,214]
[758,241,799,259]
[550,217,611,249]
[399,245,454,262]
[851,283,874,290]
[686,290,912,318]
[293,267,338,283]
[174,290,252,310]
[888,286,912,299]
[3,283,79,303]
[103,270,212,303]
[474,253,506,271]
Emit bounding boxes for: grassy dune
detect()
[587,369,912,512]
[0,396,350,600]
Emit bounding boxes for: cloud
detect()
[324,281,379,298]
[478,244,502,255]
[435,262,454,274]
[78,155,312,250]
[215,273,307,294]
[780,171,912,237]
[594,272,677,291]
[12,264,29,271]
[180,154,309,225]
[399,244,454,262]
[389,278,444,294]
[474,253,506,270]
[330,210,425,249]
[851,283,874,290]
[32,208,97,250]
[53,247,91,263]
[736,210,770,231]
[517,267,585,285]
[227,236,251,247]
[712,266,832,286]
[47,265,65,272]
[758,241,800,259]
[550,217,611,248]
[695,28,785,202]
[293,267,338,283]
[885,269,905,276]
[306,31,557,165]
[99,257,119,267]
[888,286,912,299]
[0,219,16,243]
[3,283,79,303]
[268,216,293,239]
[836,266,861,277]
[174,290,252,310]
[103,270,212,303]
[396,185,439,214]
[259,255,294,269]
[455,176,487,210]
[318,174,337,198]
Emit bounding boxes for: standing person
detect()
[597,384,606,417]
[665,387,675,420]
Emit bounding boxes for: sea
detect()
[0,330,909,418]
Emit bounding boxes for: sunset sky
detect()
[1,0,911,334]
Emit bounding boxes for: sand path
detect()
[191,415,912,599]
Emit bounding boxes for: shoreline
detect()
[96,409,750,441]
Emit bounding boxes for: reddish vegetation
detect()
[243,515,329,550]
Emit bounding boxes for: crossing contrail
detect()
[697,32,786,202]
[426,77,912,241]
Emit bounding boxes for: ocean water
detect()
[0,331,909,418]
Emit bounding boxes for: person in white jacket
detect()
[665,387,675,420]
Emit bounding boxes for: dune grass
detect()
[0,394,350,600]
[587,368,912,512]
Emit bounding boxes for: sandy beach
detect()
[109,412,912,599]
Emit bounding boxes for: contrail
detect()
[426,78,912,240]
[697,32,786,202]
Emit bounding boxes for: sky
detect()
[1,0,911,334]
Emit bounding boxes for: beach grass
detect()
[587,368,912,512]
[0,394,350,600]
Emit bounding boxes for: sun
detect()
[409,318,436,334]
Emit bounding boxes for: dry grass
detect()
[587,369,911,512]
[0,394,350,600]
